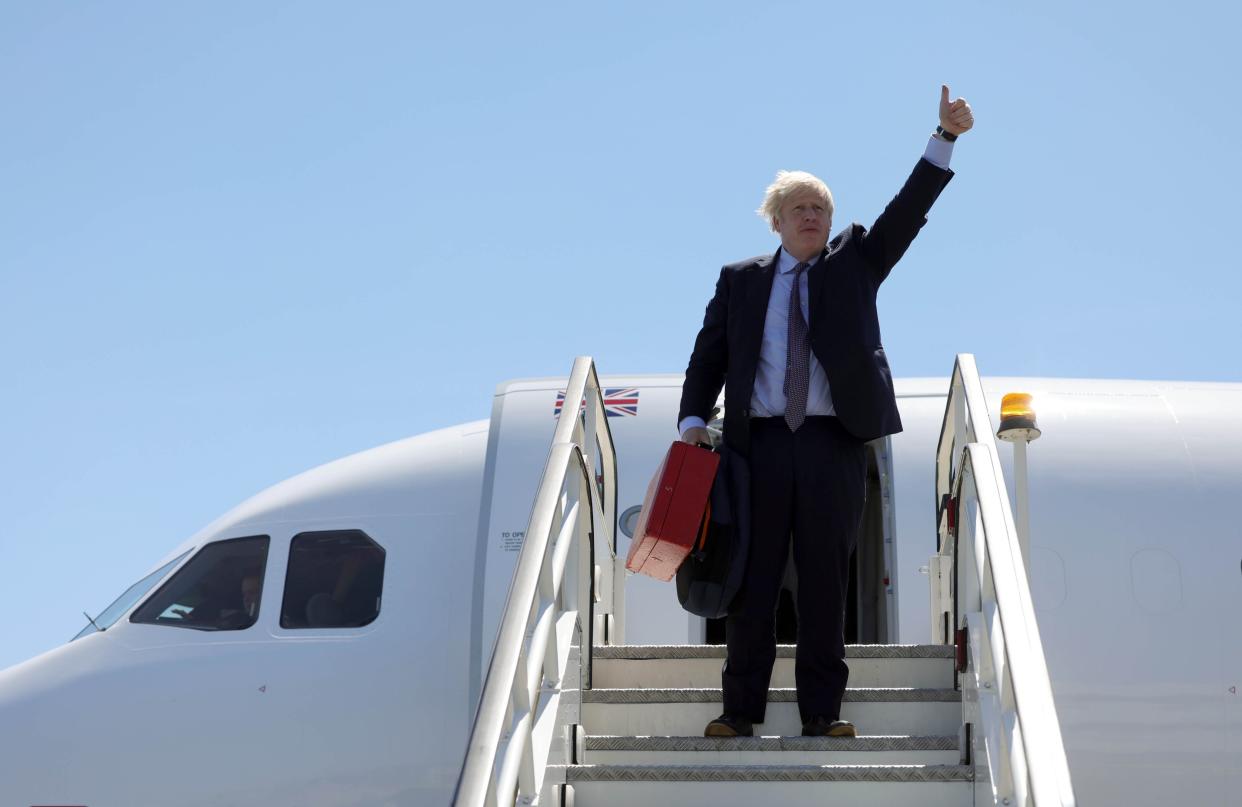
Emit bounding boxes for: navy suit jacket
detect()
[678,157,954,455]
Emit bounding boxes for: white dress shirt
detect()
[678,135,954,438]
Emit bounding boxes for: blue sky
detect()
[1,1,1239,670]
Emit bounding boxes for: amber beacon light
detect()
[996,391,1041,579]
[997,392,1041,442]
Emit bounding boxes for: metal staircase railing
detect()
[453,356,620,807]
[931,353,1076,806]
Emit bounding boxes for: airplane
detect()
[0,354,1238,806]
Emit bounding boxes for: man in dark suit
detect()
[678,85,973,738]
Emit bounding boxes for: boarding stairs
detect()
[551,641,970,806]
[453,355,1077,807]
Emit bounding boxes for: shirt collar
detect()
[777,246,822,274]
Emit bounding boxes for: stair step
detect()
[593,643,956,689]
[585,734,961,765]
[594,657,953,689]
[593,644,955,689]
[581,688,961,737]
[550,765,973,807]
[582,687,959,703]
[593,644,956,660]
[566,763,973,782]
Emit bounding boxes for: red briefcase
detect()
[625,441,721,582]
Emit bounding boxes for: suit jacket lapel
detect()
[746,250,778,337]
[807,242,833,318]
[738,250,779,407]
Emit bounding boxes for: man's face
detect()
[775,189,831,261]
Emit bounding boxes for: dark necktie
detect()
[784,262,810,432]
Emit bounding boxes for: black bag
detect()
[676,443,750,619]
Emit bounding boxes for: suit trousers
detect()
[722,415,867,725]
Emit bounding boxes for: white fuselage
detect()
[0,373,1238,805]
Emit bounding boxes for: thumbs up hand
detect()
[939,84,974,136]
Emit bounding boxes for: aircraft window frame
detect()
[280,529,386,630]
[72,549,194,641]
[129,535,270,631]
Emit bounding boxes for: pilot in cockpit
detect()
[213,572,263,629]
[240,574,261,619]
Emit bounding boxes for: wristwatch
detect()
[935,125,958,142]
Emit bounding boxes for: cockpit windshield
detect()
[72,549,193,641]
[130,536,269,631]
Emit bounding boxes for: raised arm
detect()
[858,85,973,281]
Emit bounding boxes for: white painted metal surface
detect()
[1010,438,1032,577]
[559,779,975,807]
[0,421,492,805]
[933,354,1076,806]
[581,692,963,738]
[454,357,620,806]
[593,648,954,689]
[0,358,1238,805]
[550,643,971,805]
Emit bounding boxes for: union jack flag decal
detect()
[554,387,640,418]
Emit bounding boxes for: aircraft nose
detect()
[0,656,95,804]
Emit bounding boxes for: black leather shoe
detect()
[802,716,857,737]
[704,713,754,737]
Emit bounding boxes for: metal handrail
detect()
[551,357,623,644]
[933,354,1076,807]
[935,354,998,525]
[453,357,619,807]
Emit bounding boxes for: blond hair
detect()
[757,170,834,233]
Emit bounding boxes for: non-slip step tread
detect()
[565,763,974,782]
[582,687,961,703]
[586,735,959,751]
[594,644,954,660]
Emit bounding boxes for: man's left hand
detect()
[939,84,974,136]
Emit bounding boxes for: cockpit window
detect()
[280,530,385,629]
[130,536,269,631]
[72,549,193,641]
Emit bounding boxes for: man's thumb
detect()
[941,84,950,105]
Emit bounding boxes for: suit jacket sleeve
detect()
[858,157,954,283]
[678,266,730,428]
